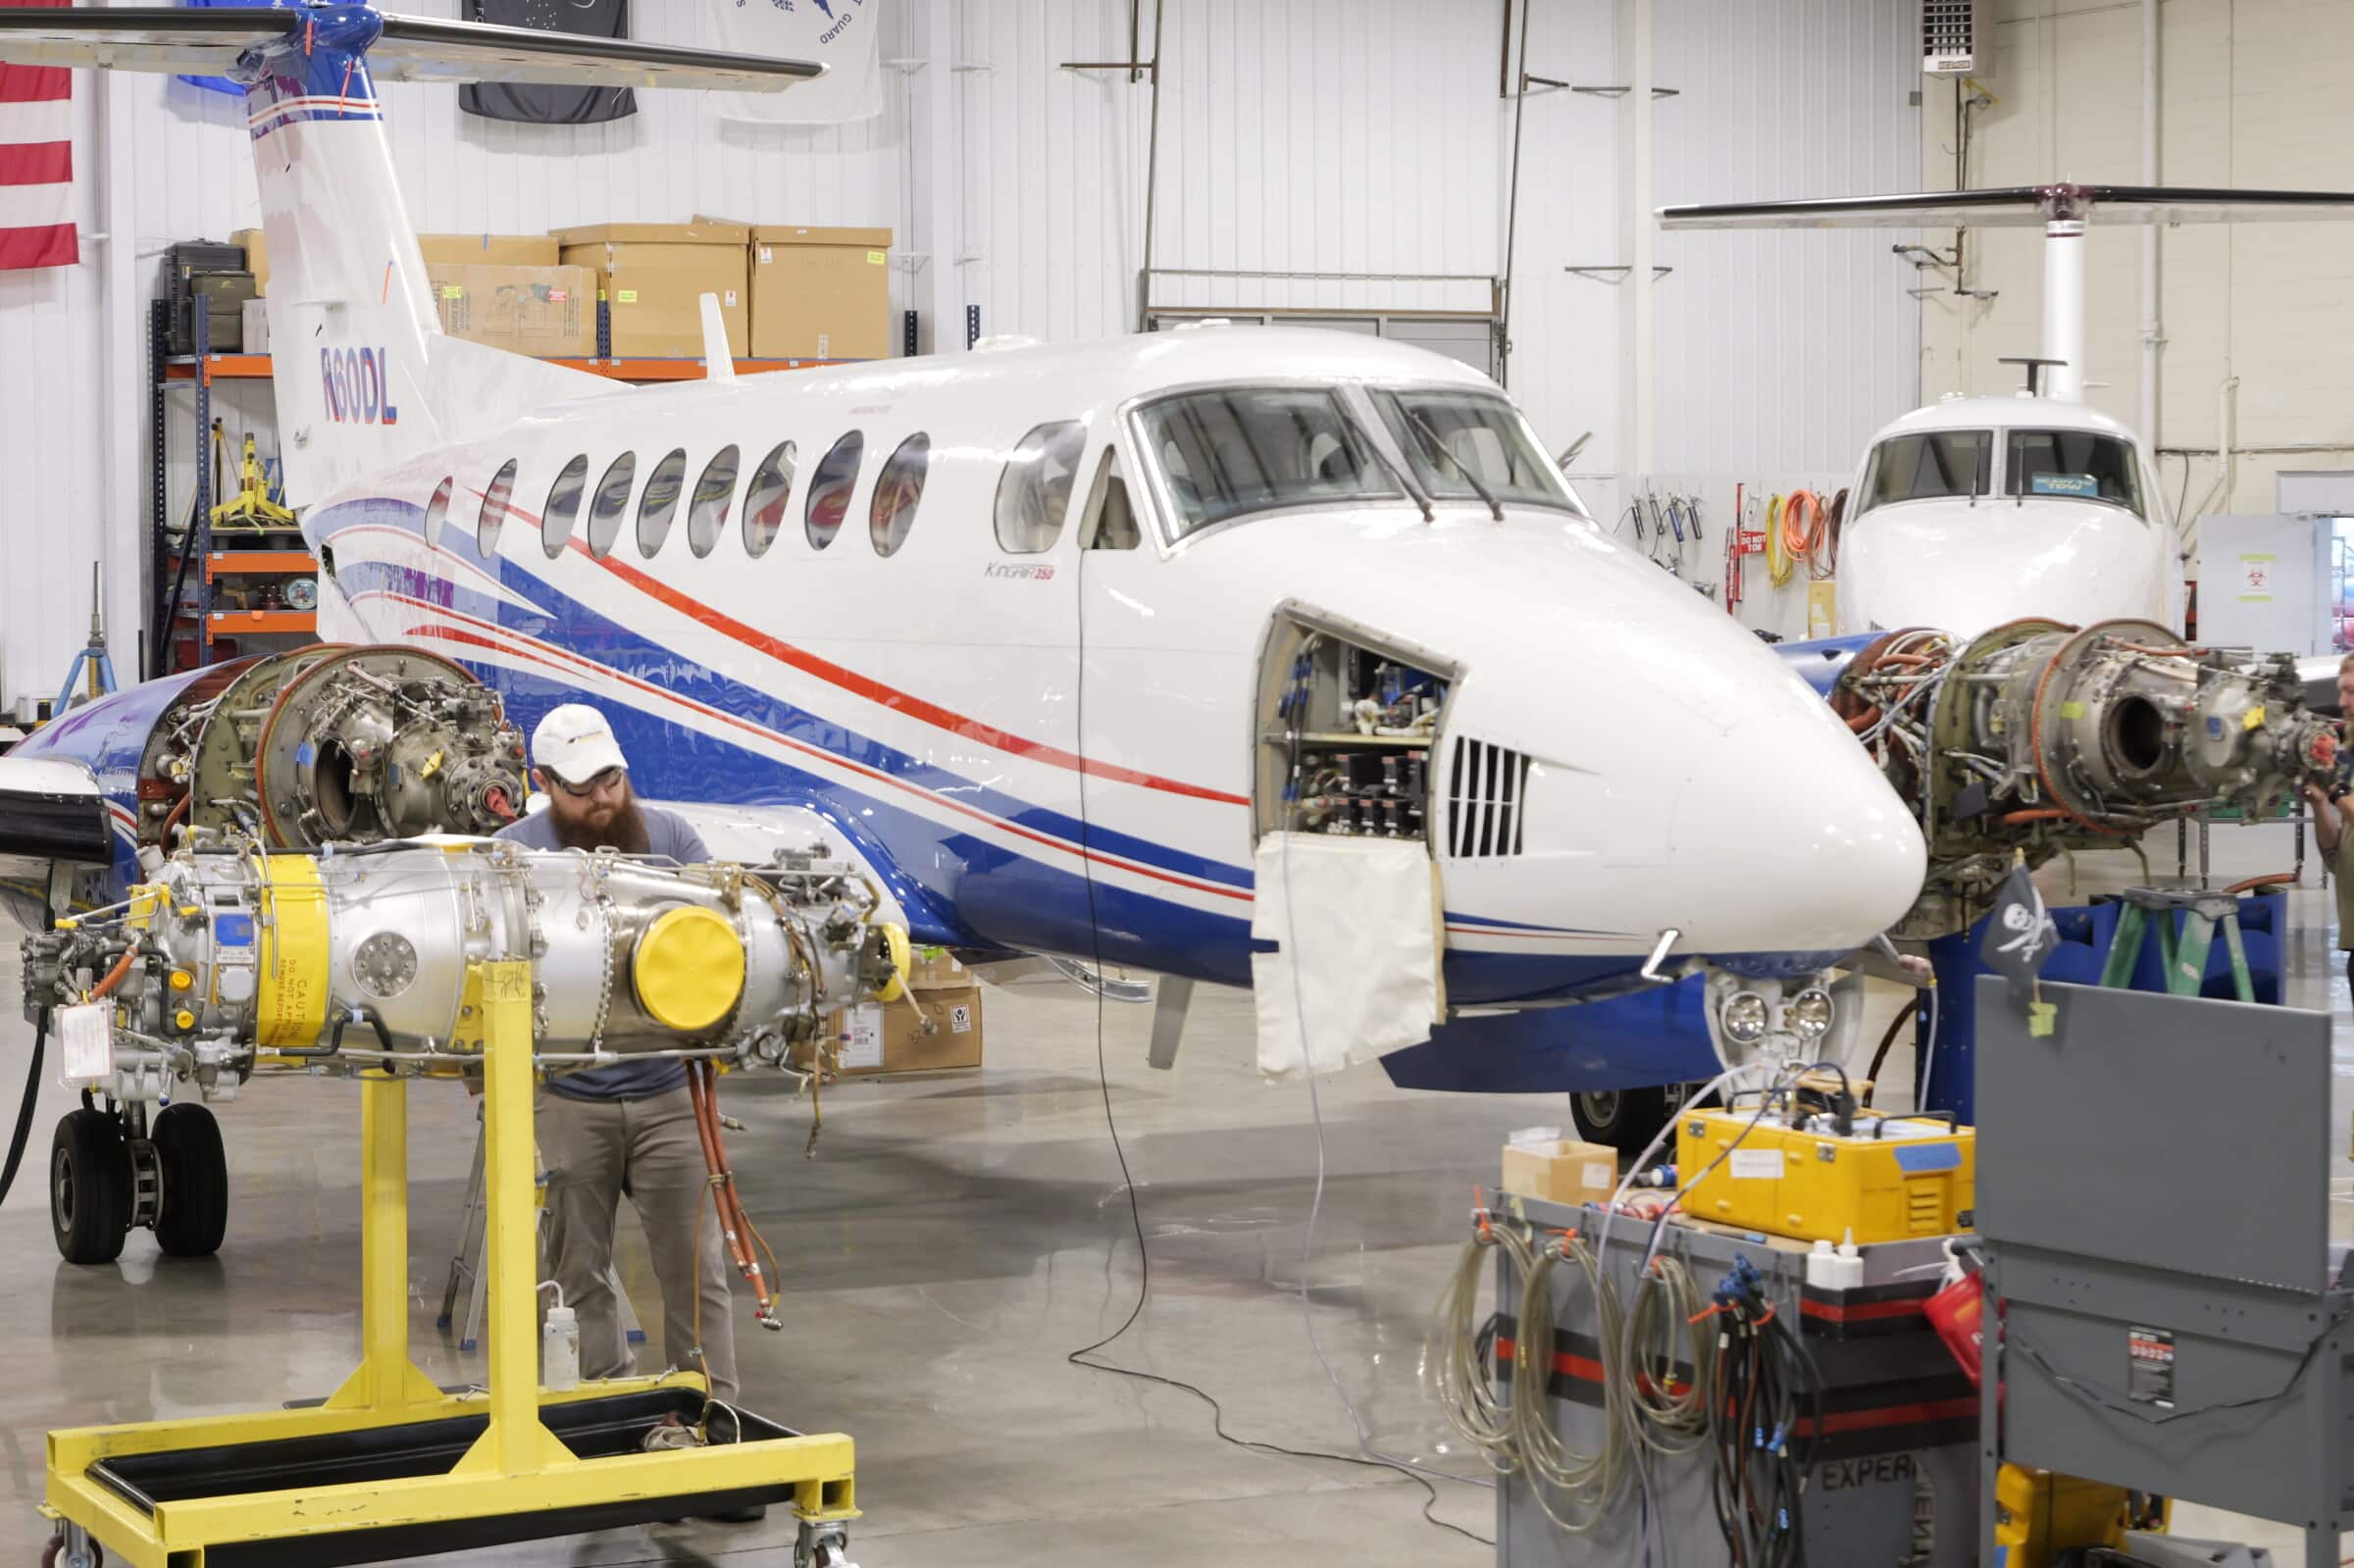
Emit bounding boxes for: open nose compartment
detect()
[1254,601,1461,847]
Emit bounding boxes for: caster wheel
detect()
[41,1530,101,1568]
[51,1109,130,1265]
[153,1103,228,1258]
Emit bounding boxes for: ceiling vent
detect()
[1922,0,1992,76]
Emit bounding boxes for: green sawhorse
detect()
[2098,885,2260,1001]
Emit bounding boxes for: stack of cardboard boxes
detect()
[227,222,892,363]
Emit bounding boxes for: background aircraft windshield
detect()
[1860,430,1993,512]
[2004,430,2145,516]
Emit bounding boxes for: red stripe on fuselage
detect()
[391,601,1255,905]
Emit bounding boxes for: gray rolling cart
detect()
[1974,977,2351,1568]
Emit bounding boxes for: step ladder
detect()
[2097,885,2258,1002]
[436,1101,643,1353]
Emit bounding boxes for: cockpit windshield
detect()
[1372,389,1577,512]
[1859,430,1993,512]
[1136,387,1400,540]
[2004,430,2144,517]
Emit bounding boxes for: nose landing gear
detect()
[48,1099,227,1265]
[1569,1081,1704,1156]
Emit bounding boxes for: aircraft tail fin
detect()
[0,4,817,503]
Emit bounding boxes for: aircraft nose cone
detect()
[1673,712,1926,954]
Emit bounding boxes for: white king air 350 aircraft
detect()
[0,4,1927,1107]
[1663,184,2354,638]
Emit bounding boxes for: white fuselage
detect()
[1834,395,2182,638]
[304,329,1926,1000]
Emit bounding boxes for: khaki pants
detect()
[537,1085,739,1404]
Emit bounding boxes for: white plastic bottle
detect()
[543,1303,580,1391]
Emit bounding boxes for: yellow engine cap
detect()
[873,922,911,1005]
[632,906,746,1033]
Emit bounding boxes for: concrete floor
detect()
[0,816,2344,1566]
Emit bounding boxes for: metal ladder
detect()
[436,1101,643,1353]
[2097,885,2257,1001]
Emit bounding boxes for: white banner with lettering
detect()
[712,0,884,125]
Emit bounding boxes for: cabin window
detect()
[2003,430,2144,517]
[587,453,635,559]
[1372,389,1572,511]
[1079,448,1141,550]
[541,454,589,558]
[1135,387,1397,540]
[870,434,931,557]
[638,448,687,557]
[994,421,1087,553]
[688,446,742,559]
[742,440,796,558]
[477,459,518,555]
[1859,430,1992,513]
[424,477,454,547]
[806,431,864,551]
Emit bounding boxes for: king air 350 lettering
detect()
[321,346,400,426]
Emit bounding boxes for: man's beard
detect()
[551,791,651,855]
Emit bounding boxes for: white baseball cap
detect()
[531,704,628,786]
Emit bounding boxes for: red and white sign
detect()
[0,0,76,272]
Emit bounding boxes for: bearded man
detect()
[493,704,755,1520]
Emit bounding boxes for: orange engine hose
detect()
[90,949,135,999]
[159,791,190,848]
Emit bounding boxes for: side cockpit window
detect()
[1080,449,1141,550]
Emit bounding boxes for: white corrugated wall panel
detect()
[0,79,104,717]
[1652,0,1921,479]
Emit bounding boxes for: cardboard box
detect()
[749,225,892,361]
[418,232,560,268]
[552,222,748,359]
[241,296,270,354]
[802,985,985,1078]
[232,228,267,295]
[1499,1138,1619,1207]
[426,263,595,357]
[905,945,968,990]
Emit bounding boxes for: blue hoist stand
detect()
[52,564,118,717]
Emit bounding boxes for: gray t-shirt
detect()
[493,801,713,1101]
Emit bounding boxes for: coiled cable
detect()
[1427,1219,1533,1475]
[1511,1232,1631,1533]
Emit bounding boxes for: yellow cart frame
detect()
[38,960,856,1568]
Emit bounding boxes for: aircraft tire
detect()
[1567,1081,1707,1157]
[51,1109,130,1265]
[153,1103,229,1258]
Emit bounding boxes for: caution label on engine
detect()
[2127,1326,2175,1406]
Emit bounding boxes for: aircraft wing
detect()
[1660,184,2354,230]
[0,755,111,866]
[0,7,820,91]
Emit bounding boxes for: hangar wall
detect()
[2,0,1920,709]
[1919,0,2354,538]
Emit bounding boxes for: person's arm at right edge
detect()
[2310,782,2353,856]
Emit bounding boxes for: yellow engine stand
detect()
[37,960,857,1568]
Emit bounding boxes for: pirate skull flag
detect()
[1980,862,2060,1010]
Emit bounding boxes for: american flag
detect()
[0,0,76,272]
